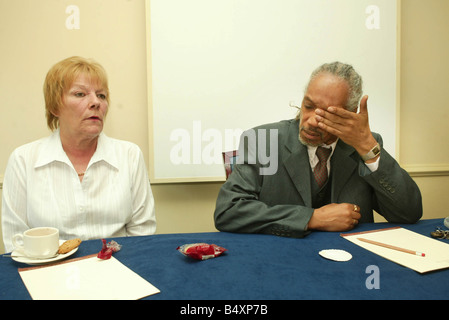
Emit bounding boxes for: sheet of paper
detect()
[18,255,160,300]
[341,227,449,273]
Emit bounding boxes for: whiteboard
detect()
[147,0,398,182]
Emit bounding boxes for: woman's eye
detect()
[74,92,85,97]
[97,94,107,100]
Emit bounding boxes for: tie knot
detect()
[316,147,332,162]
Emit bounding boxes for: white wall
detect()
[1,0,449,254]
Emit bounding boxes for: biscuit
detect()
[58,238,82,254]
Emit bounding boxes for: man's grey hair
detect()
[305,61,363,112]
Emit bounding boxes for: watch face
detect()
[362,143,381,161]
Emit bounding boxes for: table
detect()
[1,219,449,300]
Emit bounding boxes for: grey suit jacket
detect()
[214,119,422,238]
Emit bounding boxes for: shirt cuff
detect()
[364,156,380,172]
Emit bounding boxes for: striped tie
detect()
[314,147,332,188]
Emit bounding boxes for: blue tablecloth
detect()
[1,219,449,300]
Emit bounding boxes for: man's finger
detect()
[326,106,353,118]
[359,95,369,115]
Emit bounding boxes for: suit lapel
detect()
[330,140,358,201]
[283,121,312,207]
[281,121,359,206]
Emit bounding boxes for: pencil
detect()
[357,238,425,257]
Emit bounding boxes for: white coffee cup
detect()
[12,227,59,259]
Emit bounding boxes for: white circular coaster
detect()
[319,249,352,262]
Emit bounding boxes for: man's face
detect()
[299,73,350,146]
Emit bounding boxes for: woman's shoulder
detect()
[100,134,144,159]
[10,135,52,156]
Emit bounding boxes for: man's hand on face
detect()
[314,95,379,162]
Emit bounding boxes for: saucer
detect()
[11,240,78,265]
[319,249,352,262]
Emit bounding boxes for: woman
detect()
[2,56,156,252]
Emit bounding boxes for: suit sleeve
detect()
[214,165,314,238]
[360,134,422,223]
[214,128,313,238]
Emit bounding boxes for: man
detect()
[214,62,422,238]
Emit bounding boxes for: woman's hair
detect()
[43,56,110,130]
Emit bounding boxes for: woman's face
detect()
[58,74,108,141]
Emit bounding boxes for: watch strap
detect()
[361,143,381,161]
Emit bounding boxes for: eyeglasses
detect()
[430,227,449,239]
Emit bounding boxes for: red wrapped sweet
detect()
[97,239,122,260]
[177,243,227,260]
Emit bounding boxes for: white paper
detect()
[19,256,160,300]
[342,227,449,273]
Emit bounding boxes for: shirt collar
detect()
[35,129,119,170]
[34,129,69,168]
[91,132,119,169]
[306,139,338,164]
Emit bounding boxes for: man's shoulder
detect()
[250,119,297,132]
[371,132,381,140]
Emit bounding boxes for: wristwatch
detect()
[361,143,381,161]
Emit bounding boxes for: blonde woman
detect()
[2,56,156,252]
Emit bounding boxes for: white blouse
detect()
[2,130,156,252]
